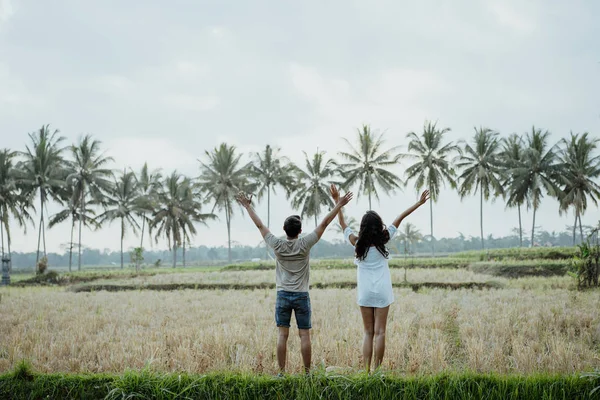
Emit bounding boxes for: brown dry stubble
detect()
[0,287,598,375]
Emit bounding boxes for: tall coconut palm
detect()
[198,143,253,263]
[250,145,296,228]
[0,149,33,260]
[395,222,422,258]
[16,125,67,268]
[499,134,526,247]
[48,183,99,272]
[291,151,339,228]
[402,121,459,255]
[96,171,140,269]
[506,126,560,247]
[456,127,504,249]
[557,132,600,244]
[338,125,403,210]
[151,172,214,267]
[178,178,216,267]
[133,163,162,249]
[67,135,114,270]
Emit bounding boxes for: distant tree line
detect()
[1,122,599,270]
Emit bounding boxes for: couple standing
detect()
[236,185,429,374]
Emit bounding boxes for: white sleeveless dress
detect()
[344,225,397,308]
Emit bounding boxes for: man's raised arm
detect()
[314,191,353,239]
[236,192,270,238]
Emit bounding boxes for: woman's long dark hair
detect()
[355,211,390,261]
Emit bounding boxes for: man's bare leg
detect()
[299,328,311,373]
[277,327,290,373]
[360,306,375,373]
[373,306,390,370]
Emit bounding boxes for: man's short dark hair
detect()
[284,215,302,238]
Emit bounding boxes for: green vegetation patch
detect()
[456,247,577,261]
[468,260,569,278]
[223,258,470,271]
[1,367,598,400]
[69,281,500,293]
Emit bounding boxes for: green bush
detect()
[1,369,599,400]
[468,260,569,278]
[455,247,577,261]
[223,258,470,272]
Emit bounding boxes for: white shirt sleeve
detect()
[343,226,355,245]
[387,225,398,239]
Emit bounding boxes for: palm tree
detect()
[198,143,253,263]
[334,216,358,235]
[133,163,162,249]
[16,125,67,268]
[250,145,296,228]
[48,183,98,272]
[506,126,560,247]
[0,149,33,261]
[395,222,422,258]
[456,127,504,249]
[96,171,140,269]
[291,151,339,228]
[338,125,403,210]
[67,135,114,270]
[402,121,459,255]
[178,178,216,266]
[499,134,526,247]
[557,132,600,244]
[151,172,215,267]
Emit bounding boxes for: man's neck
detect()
[287,236,299,240]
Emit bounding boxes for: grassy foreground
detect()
[1,365,599,400]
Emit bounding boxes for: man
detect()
[236,188,353,374]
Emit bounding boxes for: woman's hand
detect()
[418,190,430,205]
[330,184,340,203]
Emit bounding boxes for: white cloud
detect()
[163,93,220,111]
[0,0,14,24]
[106,137,197,174]
[489,1,537,34]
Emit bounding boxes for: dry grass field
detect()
[1,283,599,375]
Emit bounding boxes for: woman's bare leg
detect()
[373,306,390,370]
[360,306,375,373]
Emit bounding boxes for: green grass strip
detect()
[1,366,598,400]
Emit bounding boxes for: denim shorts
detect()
[275,290,312,329]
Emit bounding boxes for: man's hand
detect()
[235,191,253,208]
[418,190,430,206]
[330,184,340,203]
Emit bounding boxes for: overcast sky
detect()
[1,0,599,253]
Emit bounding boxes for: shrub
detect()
[36,256,48,275]
[468,260,569,278]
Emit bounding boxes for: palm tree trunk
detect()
[226,205,232,263]
[572,212,577,245]
[172,226,177,268]
[0,211,4,259]
[517,203,523,247]
[531,206,537,247]
[69,216,75,272]
[368,192,372,211]
[578,212,584,243]
[139,213,146,249]
[183,234,186,267]
[120,217,124,269]
[78,196,84,271]
[267,185,271,228]
[479,188,484,250]
[429,198,434,256]
[36,191,43,268]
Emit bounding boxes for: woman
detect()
[330,184,429,373]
